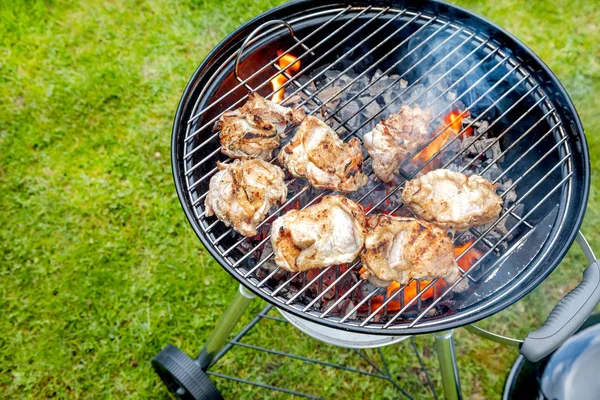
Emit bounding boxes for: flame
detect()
[358,240,483,314]
[413,110,472,172]
[271,52,301,104]
[454,239,483,271]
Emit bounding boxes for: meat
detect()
[402,169,503,231]
[271,195,367,272]
[278,116,368,192]
[215,92,305,160]
[360,215,463,286]
[205,159,287,237]
[364,105,433,182]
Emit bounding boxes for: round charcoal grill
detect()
[172,0,592,338]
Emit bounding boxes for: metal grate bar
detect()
[214,46,516,264]
[233,71,536,308]
[255,74,539,308]
[408,169,573,327]
[207,371,325,399]
[183,13,441,182]
[409,153,572,323]
[411,338,439,400]
[278,10,418,108]
[211,43,493,265]
[357,115,564,326]
[187,23,475,198]
[353,349,387,376]
[184,6,379,161]
[379,151,571,328]
[340,289,382,323]
[301,264,361,312]
[231,342,387,378]
[291,19,453,120]
[185,6,353,134]
[377,147,571,328]
[321,279,366,317]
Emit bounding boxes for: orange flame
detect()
[271,52,301,104]
[413,110,472,172]
[454,239,483,271]
[359,239,482,314]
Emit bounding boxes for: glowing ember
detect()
[271,52,301,104]
[454,239,483,271]
[413,110,472,171]
[358,239,482,314]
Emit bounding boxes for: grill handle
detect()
[520,232,600,362]
[234,19,296,92]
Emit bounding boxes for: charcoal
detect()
[297,75,318,92]
[481,164,503,181]
[350,75,370,92]
[485,140,503,162]
[476,120,490,135]
[359,97,382,119]
[504,189,518,206]
[445,91,457,102]
[337,100,361,122]
[316,86,342,109]
[323,69,340,82]
[371,69,383,83]
[343,299,358,320]
[282,94,303,107]
[369,77,396,96]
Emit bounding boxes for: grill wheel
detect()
[152,345,222,400]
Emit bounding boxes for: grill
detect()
[172,2,589,335]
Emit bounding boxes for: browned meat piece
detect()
[205,159,287,237]
[402,169,503,231]
[360,214,463,286]
[364,105,433,182]
[215,92,305,160]
[278,116,368,192]
[271,195,367,272]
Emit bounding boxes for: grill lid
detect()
[171,1,589,335]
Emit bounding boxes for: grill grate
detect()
[179,6,574,332]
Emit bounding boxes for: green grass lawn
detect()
[1,0,599,398]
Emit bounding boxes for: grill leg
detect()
[196,285,255,370]
[434,330,462,400]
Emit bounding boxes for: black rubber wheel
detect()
[152,344,222,400]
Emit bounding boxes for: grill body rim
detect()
[171,0,590,335]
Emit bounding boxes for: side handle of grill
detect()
[520,259,600,362]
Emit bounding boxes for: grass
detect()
[0,0,598,398]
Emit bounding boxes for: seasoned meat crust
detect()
[364,105,433,182]
[205,159,287,237]
[270,195,367,272]
[278,116,368,192]
[402,169,503,231]
[215,92,305,160]
[360,215,462,286]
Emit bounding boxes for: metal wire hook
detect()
[234,19,296,93]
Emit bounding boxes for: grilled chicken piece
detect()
[360,215,463,287]
[205,159,287,237]
[402,169,503,231]
[278,116,368,192]
[271,195,367,272]
[364,105,433,182]
[215,92,305,160]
